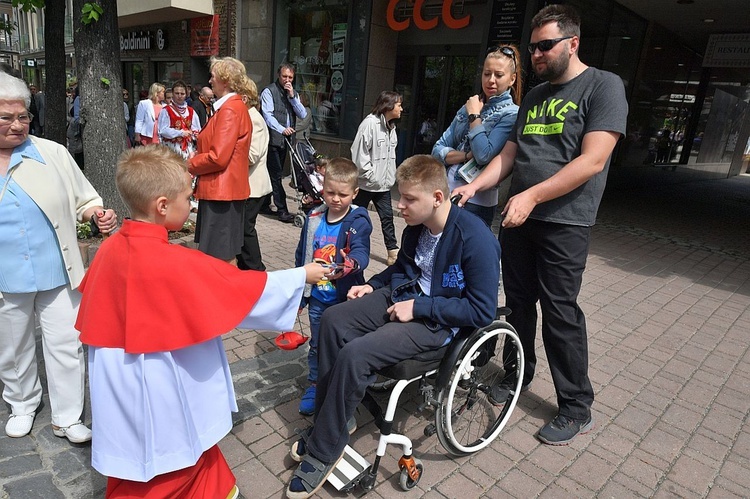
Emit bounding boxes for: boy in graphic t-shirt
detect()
[294,158,372,416]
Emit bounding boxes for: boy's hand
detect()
[387,300,414,323]
[303,262,327,284]
[327,250,359,280]
[347,284,373,300]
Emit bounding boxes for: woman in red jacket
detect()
[189,57,252,264]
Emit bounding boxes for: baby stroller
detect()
[285,135,324,227]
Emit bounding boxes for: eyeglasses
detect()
[527,36,574,54]
[487,45,517,66]
[0,113,33,126]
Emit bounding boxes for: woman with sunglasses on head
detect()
[432,45,523,227]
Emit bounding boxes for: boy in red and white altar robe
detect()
[75,145,327,499]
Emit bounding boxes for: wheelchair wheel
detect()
[398,457,423,490]
[435,322,524,456]
[293,213,305,228]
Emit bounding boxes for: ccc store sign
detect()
[386,0,471,31]
[387,0,471,31]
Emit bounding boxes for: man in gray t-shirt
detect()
[454,4,628,445]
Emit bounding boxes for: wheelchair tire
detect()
[398,458,423,490]
[293,213,305,228]
[434,322,524,456]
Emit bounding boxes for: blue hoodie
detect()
[367,205,500,331]
[295,203,372,306]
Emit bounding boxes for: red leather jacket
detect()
[189,94,251,201]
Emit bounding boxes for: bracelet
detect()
[464,151,468,162]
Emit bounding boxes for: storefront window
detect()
[287,1,349,135]
[155,61,184,88]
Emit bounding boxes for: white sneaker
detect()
[52,421,92,443]
[5,413,35,437]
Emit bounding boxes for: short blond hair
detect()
[396,155,449,197]
[147,82,165,101]
[237,77,259,109]
[210,56,252,96]
[323,157,358,190]
[116,146,189,215]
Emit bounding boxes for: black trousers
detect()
[500,219,593,420]
[354,189,398,251]
[307,287,451,463]
[266,144,290,214]
[237,194,269,271]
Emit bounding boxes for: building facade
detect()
[8,0,749,175]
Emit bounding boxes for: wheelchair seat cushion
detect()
[376,345,448,380]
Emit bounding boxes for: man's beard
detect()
[535,50,570,82]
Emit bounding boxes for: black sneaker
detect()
[537,414,593,445]
[278,211,295,223]
[488,376,530,406]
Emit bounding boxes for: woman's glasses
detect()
[487,45,516,66]
[0,113,33,126]
[527,36,574,54]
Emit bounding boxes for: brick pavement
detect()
[2,171,749,498]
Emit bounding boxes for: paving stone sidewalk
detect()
[2,172,749,498]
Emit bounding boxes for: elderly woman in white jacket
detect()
[350,90,402,265]
[0,71,117,442]
[237,79,272,271]
[134,82,165,146]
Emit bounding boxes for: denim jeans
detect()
[354,189,398,250]
[307,296,330,383]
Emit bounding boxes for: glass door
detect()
[396,53,479,158]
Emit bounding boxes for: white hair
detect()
[0,71,32,109]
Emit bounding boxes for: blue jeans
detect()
[307,296,331,383]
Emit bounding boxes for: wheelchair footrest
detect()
[328,445,371,491]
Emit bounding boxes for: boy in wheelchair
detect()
[286,155,501,498]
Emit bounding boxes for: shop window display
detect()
[155,61,185,90]
[288,3,348,136]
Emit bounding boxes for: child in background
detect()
[301,156,327,209]
[75,146,326,499]
[294,158,372,415]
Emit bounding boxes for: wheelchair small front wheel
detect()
[398,457,423,490]
[435,322,524,456]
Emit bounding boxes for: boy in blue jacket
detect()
[286,155,501,499]
[294,158,372,416]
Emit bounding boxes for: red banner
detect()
[190,15,220,57]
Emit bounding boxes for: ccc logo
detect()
[387,0,471,31]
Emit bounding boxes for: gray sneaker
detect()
[537,414,593,445]
[488,376,529,406]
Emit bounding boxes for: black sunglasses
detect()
[487,45,517,66]
[527,36,574,54]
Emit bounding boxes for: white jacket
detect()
[134,99,158,137]
[8,137,102,292]
[350,113,397,192]
[248,107,272,199]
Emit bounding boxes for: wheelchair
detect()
[331,308,525,493]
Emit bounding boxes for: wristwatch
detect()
[468,113,482,123]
